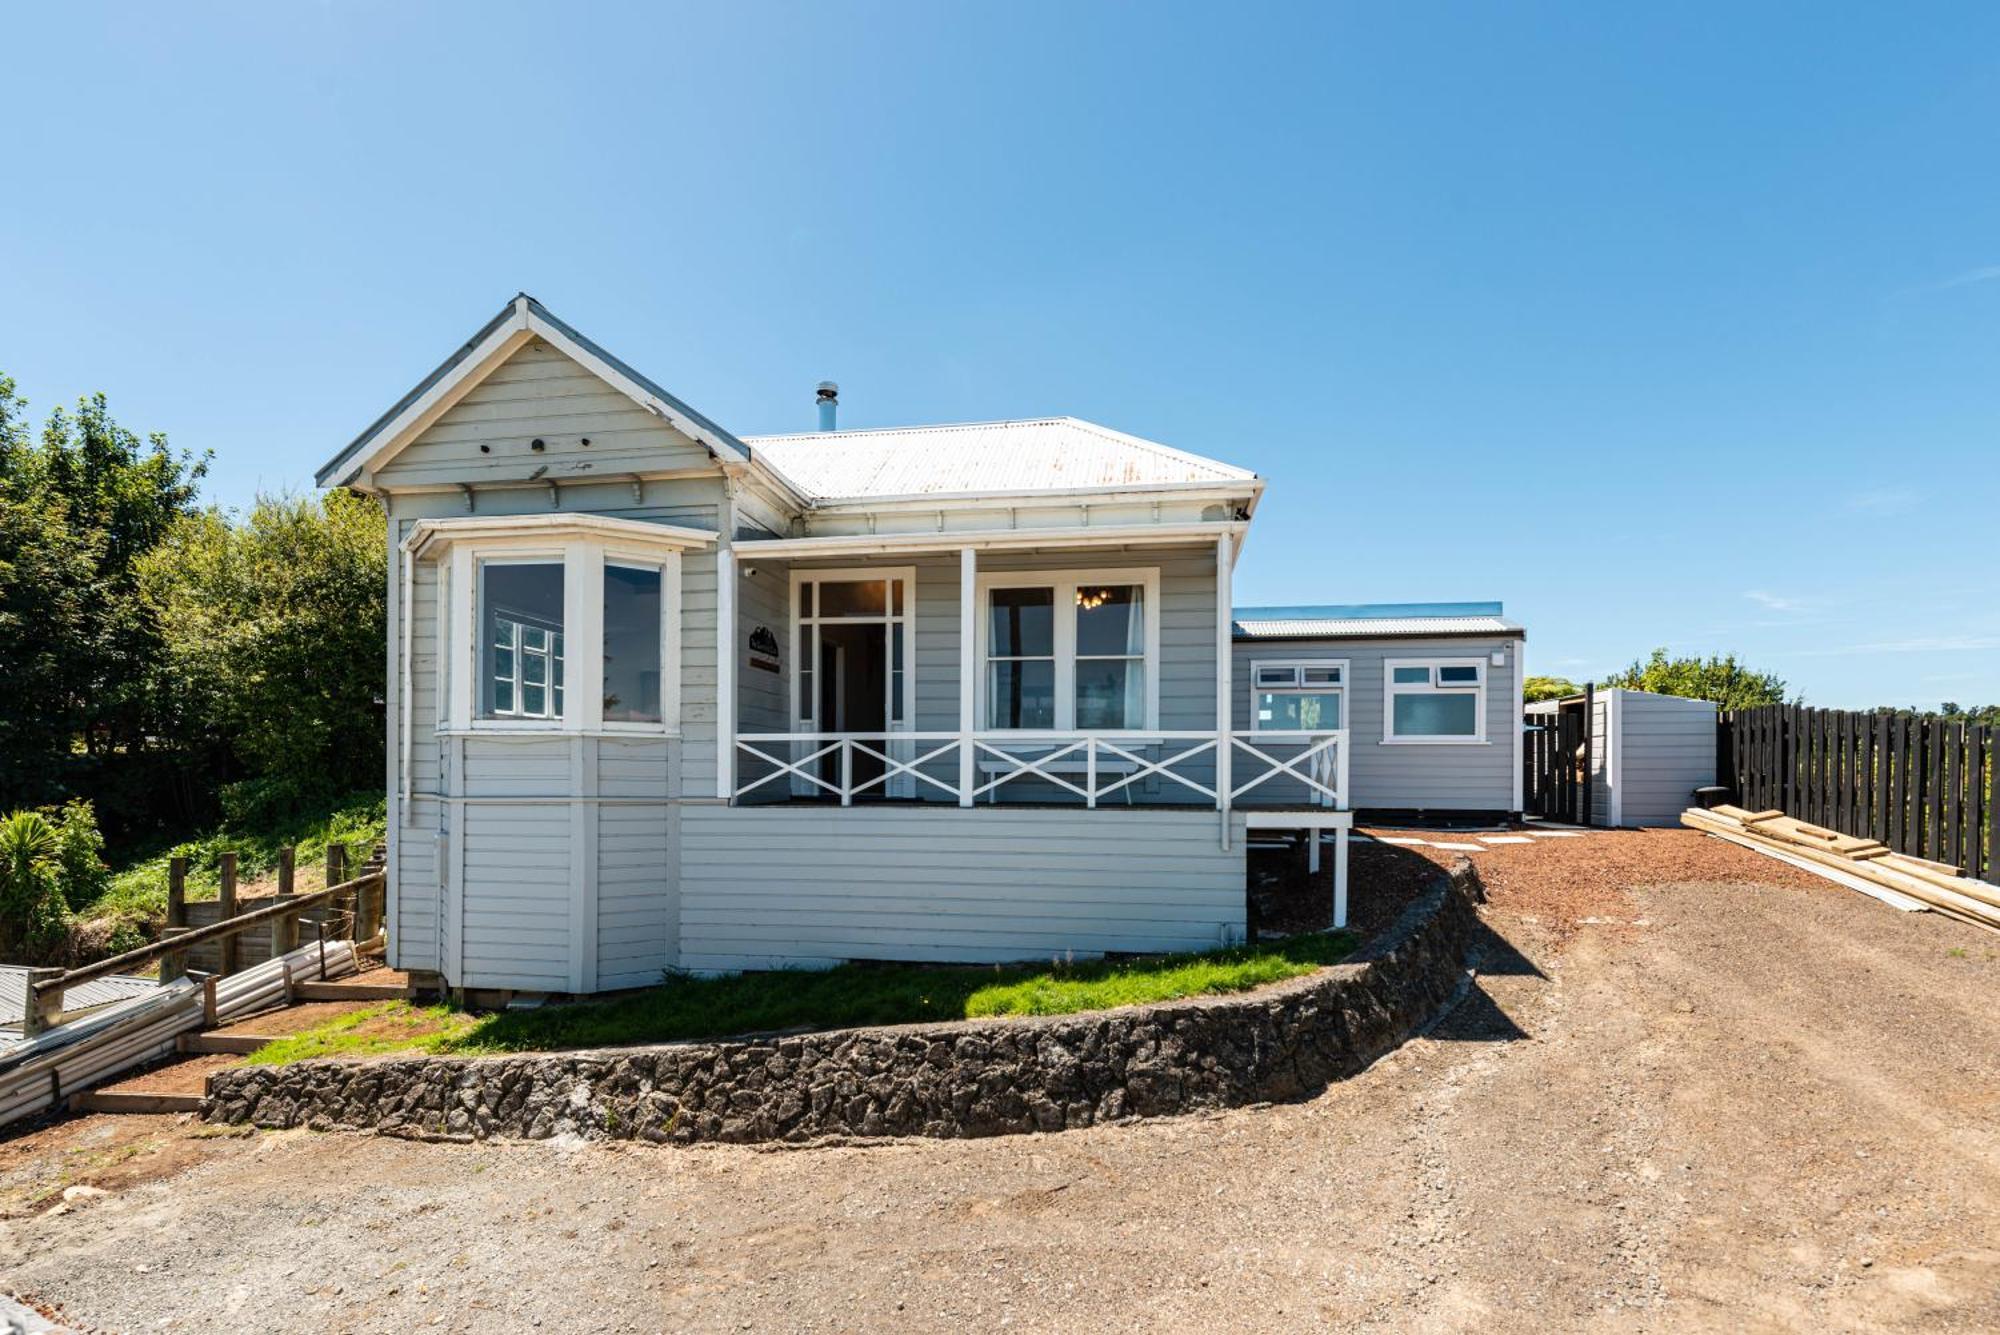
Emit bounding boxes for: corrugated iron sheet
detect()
[745,417,1257,502]
[0,966,157,1036]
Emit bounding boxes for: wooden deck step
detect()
[292,980,413,1002]
[176,1032,275,1056]
[70,1090,204,1115]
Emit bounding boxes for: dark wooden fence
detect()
[1719,705,1998,884]
[1523,686,1593,825]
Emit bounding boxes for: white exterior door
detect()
[791,568,917,799]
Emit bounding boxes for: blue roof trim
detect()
[316,293,752,489]
[1231,601,1504,621]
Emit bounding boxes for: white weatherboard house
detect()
[321,296,1526,995]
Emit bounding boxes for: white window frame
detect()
[481,555,568,723]
[1382,656,1487,745]
[1249,658,1348,732]
[786,565,919,734]
[600,547,678,732]
[974,566,1162,734]
[441,534,683,737]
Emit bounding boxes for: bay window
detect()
[1384,658,1485,743]
[978,569,1159,731]
[409,515,705,736]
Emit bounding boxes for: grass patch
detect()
[432,932,1358,1057]
[243,934,1359,1067]
[73,793,387,961]
[243,1001,478,1065]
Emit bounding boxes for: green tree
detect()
[1603,648,1789,710]
[0,375,207,807]
[141,490,386,822]
[1523,675,1581,703]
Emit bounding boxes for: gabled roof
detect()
[1233,601,1522,640]
[316,294,753,489]
[743,417,1259,504]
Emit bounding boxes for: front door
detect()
[792,569,916,799]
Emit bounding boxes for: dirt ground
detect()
[6,829,1999,1333]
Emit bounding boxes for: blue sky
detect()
[5,3,1996,708]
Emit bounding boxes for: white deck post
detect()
[1332,824,1349,930]
[716,541,736,801]
[958,546,976,807]
[1215,530,1234,850]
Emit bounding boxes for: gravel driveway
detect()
[5,831,1998,1332]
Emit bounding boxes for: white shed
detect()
[1588,688,1718,828]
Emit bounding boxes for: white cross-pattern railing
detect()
[732,729,1347,811]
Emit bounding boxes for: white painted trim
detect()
[1607,687,1625,828]
[398,530,414,806]
[661,551,683,733]
[1382,656,1488,745]
[738,521,1248,561]
[716,542,737,801]
[1216,531,1234,851]
[402,512,715,558]
[447,546,475,732]
[1511,643,1525,815]
[959,547,976,808]
[973,565,1163,733]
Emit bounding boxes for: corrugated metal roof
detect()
[0,966,156,1036]
[744,418,1258,502]
[1232,602,1522,639]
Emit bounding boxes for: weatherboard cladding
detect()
[319,295,751,489]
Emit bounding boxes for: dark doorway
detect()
[817,622,887,794]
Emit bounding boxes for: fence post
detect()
[167,856,188,930]
[325,844,349,942]
[1581,684,1595,827]
[158,926,192,984]
[1986,726,2000,887]
[217,852,240,976]
[21,968,64,1037]
[277,846,294,896]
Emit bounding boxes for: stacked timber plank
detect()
[1683,805,2000,934]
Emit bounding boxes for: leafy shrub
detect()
[0,810,73,960]
[47,799,109,910]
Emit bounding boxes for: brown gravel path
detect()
[5,831,1998,1333]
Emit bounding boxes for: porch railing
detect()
[732,729,1348,811]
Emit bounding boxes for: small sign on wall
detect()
[747,625,781,674]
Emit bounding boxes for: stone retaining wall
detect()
[204,862,1484,1145]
